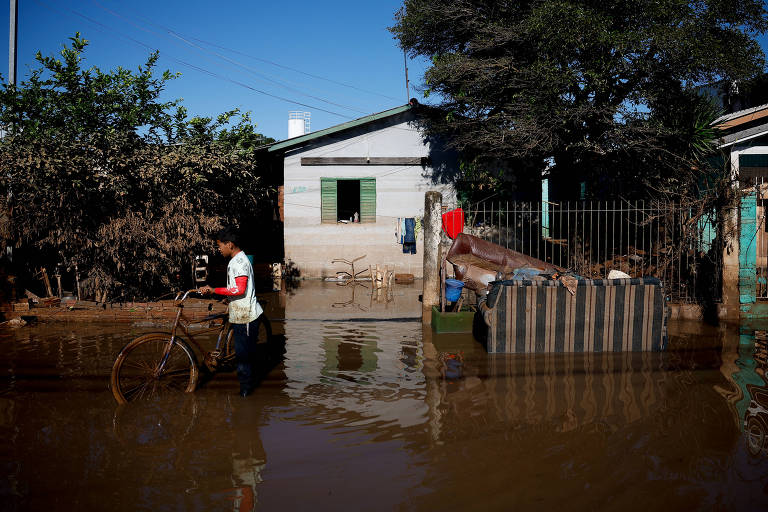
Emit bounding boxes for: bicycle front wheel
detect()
[111,333,199,404]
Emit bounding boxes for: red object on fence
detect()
[442,208,465,239]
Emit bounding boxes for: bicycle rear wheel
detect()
[111,333,199,404]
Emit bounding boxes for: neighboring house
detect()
[714,102,768,311]
[262,102,456,278]
[716,103,768,180]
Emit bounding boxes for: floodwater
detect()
[2,282,768,511]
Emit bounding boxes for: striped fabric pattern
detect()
[484,278,667,353]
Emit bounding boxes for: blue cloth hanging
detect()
[403,217,416,254]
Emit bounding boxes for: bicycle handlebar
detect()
[174,289,205,304]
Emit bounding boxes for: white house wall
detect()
[283,118,454,278]
[730,134,768,180]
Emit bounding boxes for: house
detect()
[716,102,768,179]
[714,101,768,313]
[261,102,456,278]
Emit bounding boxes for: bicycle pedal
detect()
[204,351,222,371]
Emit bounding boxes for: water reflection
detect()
[283,320,428,431]
[111,394,271,511]
[427,346,671,440]
[731,334,768,459]
[4,317,768,508]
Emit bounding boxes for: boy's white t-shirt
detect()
[226,251,263,324]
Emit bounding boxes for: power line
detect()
[32,0,357,119]
[91,0,400,104]
[167,31,370,115]
[90,0,372,115]
[93,0,403,103]
[189,37,404,103]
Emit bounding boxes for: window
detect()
[321,178,376,223]
[740,154,768,179]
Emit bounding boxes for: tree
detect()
[0,34,274,300]
[392,0,768,200]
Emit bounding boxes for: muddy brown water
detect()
[2,299,768,510]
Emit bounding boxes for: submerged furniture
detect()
[331,255,370,285]
[446,233,562,294]
[476,277,667,353]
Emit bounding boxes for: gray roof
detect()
[713,103,768,125]
[718,121,768,147]
[266,105,412,153]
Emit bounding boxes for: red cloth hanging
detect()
[441,207,465,239]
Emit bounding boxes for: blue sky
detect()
[0,0,430,140]
[0,1,767,142]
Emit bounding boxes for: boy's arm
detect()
[200,276,248,296]
[214,276,248,296]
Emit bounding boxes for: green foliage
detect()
[392,0,768,199]
[0,35,274,299]
[170,108,275,152]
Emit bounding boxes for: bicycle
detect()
[110,289,272,404]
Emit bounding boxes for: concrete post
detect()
[423,191,442,323]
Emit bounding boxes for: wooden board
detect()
[301,157,425,166]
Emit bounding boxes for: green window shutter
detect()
[321,178,337,224]
[360,178,376,223]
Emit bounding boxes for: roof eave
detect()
[717,126,768,148]
[266,104,412,153]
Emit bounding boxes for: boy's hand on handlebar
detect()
[198,285,214,296]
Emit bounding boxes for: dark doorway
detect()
[337,179,360,222]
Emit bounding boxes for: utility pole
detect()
[5,0,16,262]
[403,50,410,104]
[9,0,17,86]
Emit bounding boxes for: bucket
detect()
[445,279,464,302]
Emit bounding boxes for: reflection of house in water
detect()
[284,280,422,320]
[321,325,379,381]
[741,334,768,458]
[282,320,427,430]
[714,329,768,460]
[745,385,768,457]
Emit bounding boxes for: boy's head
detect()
[214,227,240,258]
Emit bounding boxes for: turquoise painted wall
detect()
[739,193,758,307]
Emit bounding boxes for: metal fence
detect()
[455,200,722,303]
[751,178,768,299]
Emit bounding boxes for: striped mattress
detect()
[479,277,667,353]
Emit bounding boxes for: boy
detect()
[199,227,263,397]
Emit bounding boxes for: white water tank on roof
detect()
[288,111,310,138]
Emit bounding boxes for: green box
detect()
[431,305,475,333]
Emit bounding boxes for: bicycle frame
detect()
[155,289,230,375]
